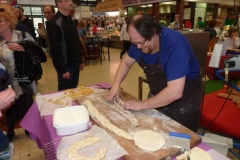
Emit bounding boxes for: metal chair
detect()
[84,37,101,65]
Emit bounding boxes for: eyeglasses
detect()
[130,38,147,46]
[0,8,5,12]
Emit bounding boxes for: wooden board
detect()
[76,90,202,160]
[217,93,240,100]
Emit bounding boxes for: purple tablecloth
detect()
[20,82,112,149]
[20,100,62,148]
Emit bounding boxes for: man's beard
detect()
[141,47,151,54]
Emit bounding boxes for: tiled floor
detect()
[6,47,239,159]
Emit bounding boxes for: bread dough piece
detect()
[189,147,212,160]
[84,100,133,140]
[67,136,107,160]
[133,130,165,151]
[97,98,138,127]
[114,98,138,127]
[176,151,192,160]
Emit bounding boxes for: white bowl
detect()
[53,105,89,136]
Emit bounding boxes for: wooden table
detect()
[76,90,202,160]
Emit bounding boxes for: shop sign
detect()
[80,6,90,18]
[91,12,106,20]
[122,0,174,7]
[93,0,122,13]
[184,8,191,20]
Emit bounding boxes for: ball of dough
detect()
[133,130,165,152]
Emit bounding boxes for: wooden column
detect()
[176,0,185,30]
[152,3,159,22]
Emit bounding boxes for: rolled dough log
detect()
[97,98,138,127]
[84,100,133,140]
[133,130,165,152]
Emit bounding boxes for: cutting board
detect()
[76,90,202,160]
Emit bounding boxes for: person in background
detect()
[0,3,36,141]
[13,5,36,39]
[119,19,131,59]
[43,4,55,57]
[221,27,240,55]
[77,21,87,54]
[92,22,98,36]
[83,20,89,36]
[43,4,55,22]
[37,23,46,48]
[77,21,86,40]
[108,13,202,132]
[233,19,240,33]
[196,17,204,29]
[47,0,84,91]
[214,19,224,41]
[0,2,31,41]
[204,19,217,41]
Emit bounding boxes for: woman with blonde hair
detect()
[214,19,224,41]
[0,3,45,141]
[77,21,87,54]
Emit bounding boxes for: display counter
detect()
[110,35,123,49]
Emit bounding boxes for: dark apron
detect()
[139,53,202,132]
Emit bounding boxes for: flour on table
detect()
[133,130,165,152]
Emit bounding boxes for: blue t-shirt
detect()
[77,28,86,37]
[128,26,200,81]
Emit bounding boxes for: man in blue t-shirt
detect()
[108,13,202,132]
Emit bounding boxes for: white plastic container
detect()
[53,105,89,136]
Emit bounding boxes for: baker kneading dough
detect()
[133,130,165,152]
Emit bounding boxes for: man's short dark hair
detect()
[43,4,55,14]
[198,17,202,20]
[55,0,62,7]
[127,13,161,40]
[14,5,24,12]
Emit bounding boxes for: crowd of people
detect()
[0,1,84,159]
[197,16,240,54]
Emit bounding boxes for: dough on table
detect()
[67,136,106,160]
[133,130,165,152]
[176,151,192,160]
[189,147,212,160]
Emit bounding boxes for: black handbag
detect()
[14,31,47,85]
